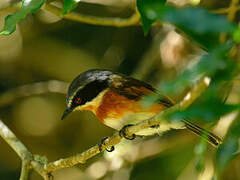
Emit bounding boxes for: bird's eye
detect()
[74,98,82,104]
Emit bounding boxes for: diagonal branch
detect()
[0,119,49,178]
[0,120,32,160]
[20,160,31,180]
[0,77,210,178]
[44,77,209,173]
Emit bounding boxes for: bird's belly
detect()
[103,112,184,136]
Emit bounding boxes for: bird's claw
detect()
[98,137,115,152]
[119,124,136,140]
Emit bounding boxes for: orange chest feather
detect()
[95,90,165,122]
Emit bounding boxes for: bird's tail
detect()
[182,119,222,147]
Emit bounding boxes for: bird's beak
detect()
[61,108,72,120]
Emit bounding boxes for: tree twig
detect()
[227,0,239,21]
[220,0,239,47]
[20,160,31,180]
[0,2,140,27]
[0,120,48,178]
[212,8,230,14]
[0,80,68,108]
[0,120,32,160]
[211,6,240,14]
[44,4,140,27]
[0,120,34,179]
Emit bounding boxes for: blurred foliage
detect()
[159,44,235,95]
[216,113,240,173]
[194,140,208,172]
[137,0,235,49]
[137,0,240,179]
[130,144,195,180]
[0,0,240,180]
[62,0,79,14]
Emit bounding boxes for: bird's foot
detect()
[98,137,115,152]
[119,124,136,140]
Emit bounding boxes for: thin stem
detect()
[212,8,230,14]
[0,80,68,108]
[211,6,240,14]
[0,120,46,178]
[227,0,239,21]
[43,4,140,27]
[0,2,140,27]
[20,160,31,180]
[220,0,239,45]
[0,120,31,160]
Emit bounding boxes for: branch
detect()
[211,6,240,14]
[0,120,32,160]
[44,77,209,173]
[0,2,140,27]
[0,77,209,178]
[44,4,140,27]
[212,8,230,14]
[227,0,239,21]
[20,160,31,180]
[0,120,49,178]
[0,80,68,108]
[0,120,34,179]
[220,0,239,45]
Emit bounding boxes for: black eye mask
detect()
[71,80,109,109]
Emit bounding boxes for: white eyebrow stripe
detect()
[67,85,86,108]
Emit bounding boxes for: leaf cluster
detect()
[135,0,240,179]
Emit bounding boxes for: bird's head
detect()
[61,69,114,120]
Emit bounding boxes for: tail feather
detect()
[182,119,222,147]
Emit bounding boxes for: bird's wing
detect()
[111,75,174,107]
[111,75,222,146]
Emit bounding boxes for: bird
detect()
[61,69,222,151]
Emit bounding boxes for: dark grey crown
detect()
[66,69,113,104]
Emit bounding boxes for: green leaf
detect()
[137,0,166,34]
[0,0,45,35]
[62,0,79,14]
[216,116,240,172]
[137,0,235,49]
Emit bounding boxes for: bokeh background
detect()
[0,0,240,179]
